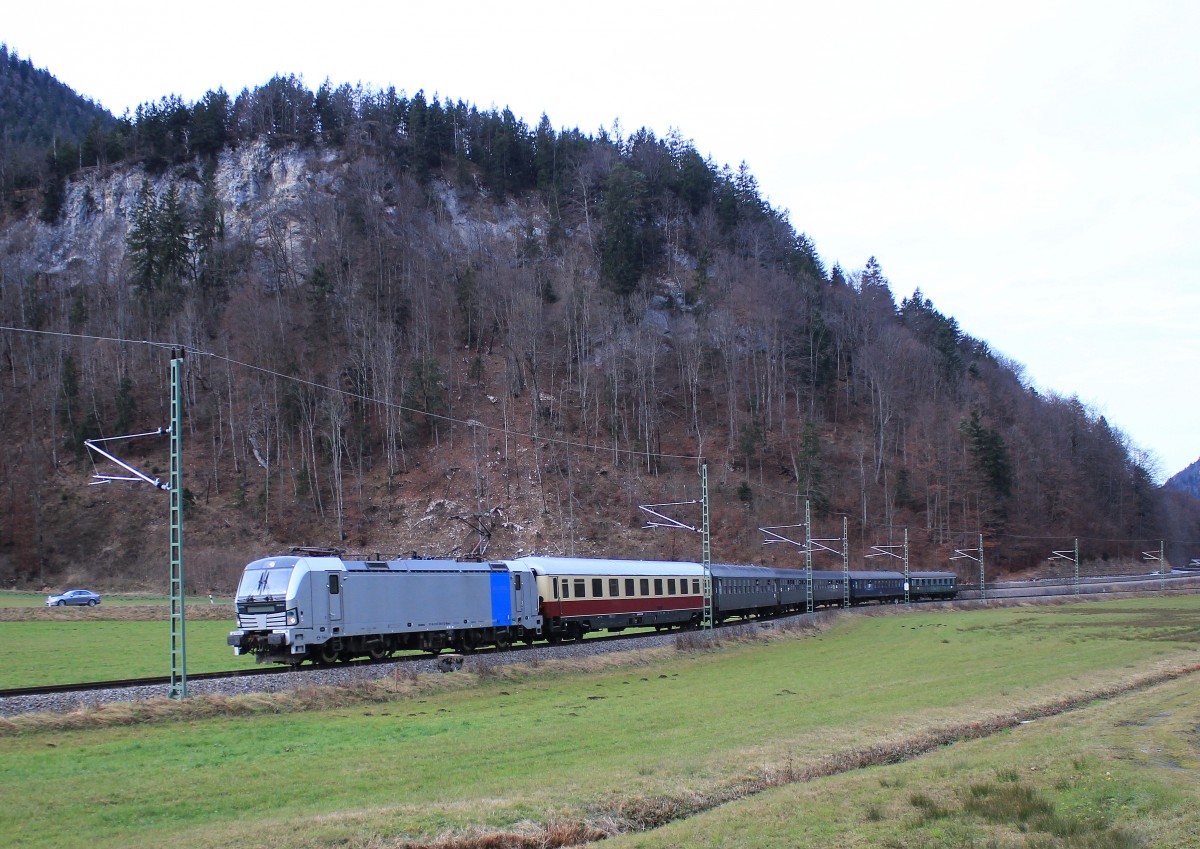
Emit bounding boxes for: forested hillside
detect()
[3,70,1198,591]
[0,45,113,224]
[1167,460,1200,500]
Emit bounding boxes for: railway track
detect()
[0,626,662,702]
[0,662,302,700]
[956,572,1200,601]
[6,575,1200,703]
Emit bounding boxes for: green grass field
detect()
[2,596,1199,849]
[0,621,259,687]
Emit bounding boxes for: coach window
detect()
[625,578,635,596]
[640,578,650,596]
[561,580,569,599]
[694,579,701,594]
[654,578,663,595]
[575,579,586,598]
[610,578,620,596]
[668,579,676,595]
[593,578,604,597]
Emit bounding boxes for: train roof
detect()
[909,571,957,579]
[512,555,706,577]
[342,558,500,573]
[710,563,806,579]
[250,555,528,574]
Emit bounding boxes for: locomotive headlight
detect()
[286,608,299,626]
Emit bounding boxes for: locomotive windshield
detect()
[236,558,296,599]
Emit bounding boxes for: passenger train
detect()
[228,550,958,665]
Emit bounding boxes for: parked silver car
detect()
[46,589,102,607]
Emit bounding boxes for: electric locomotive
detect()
[228,551,541,664]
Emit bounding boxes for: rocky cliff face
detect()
[4,142,343,288]
[4,138,545,297]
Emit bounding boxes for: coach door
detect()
[515,573,527,617]
[328,573,342,622]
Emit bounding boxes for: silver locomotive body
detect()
[228,554,541,664]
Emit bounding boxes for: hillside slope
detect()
[1,76,1195,590]
[1167,458,1200,500]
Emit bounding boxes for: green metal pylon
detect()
[167,351,187,700]
[804,500,814,614]
[978,533,986,604]
[701,463,712,631]
[841,515,850,609]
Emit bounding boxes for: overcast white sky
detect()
[5,1,1198,478]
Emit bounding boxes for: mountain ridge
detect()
[3,67,1199,590]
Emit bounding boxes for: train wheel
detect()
[315,644,339,665]
[366,641,390,661]
[495,631,512,650]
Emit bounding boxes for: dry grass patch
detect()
[0,604,234,622]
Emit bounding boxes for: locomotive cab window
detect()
[328,574,340,594]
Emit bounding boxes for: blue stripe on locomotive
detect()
[491,570,513,625]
